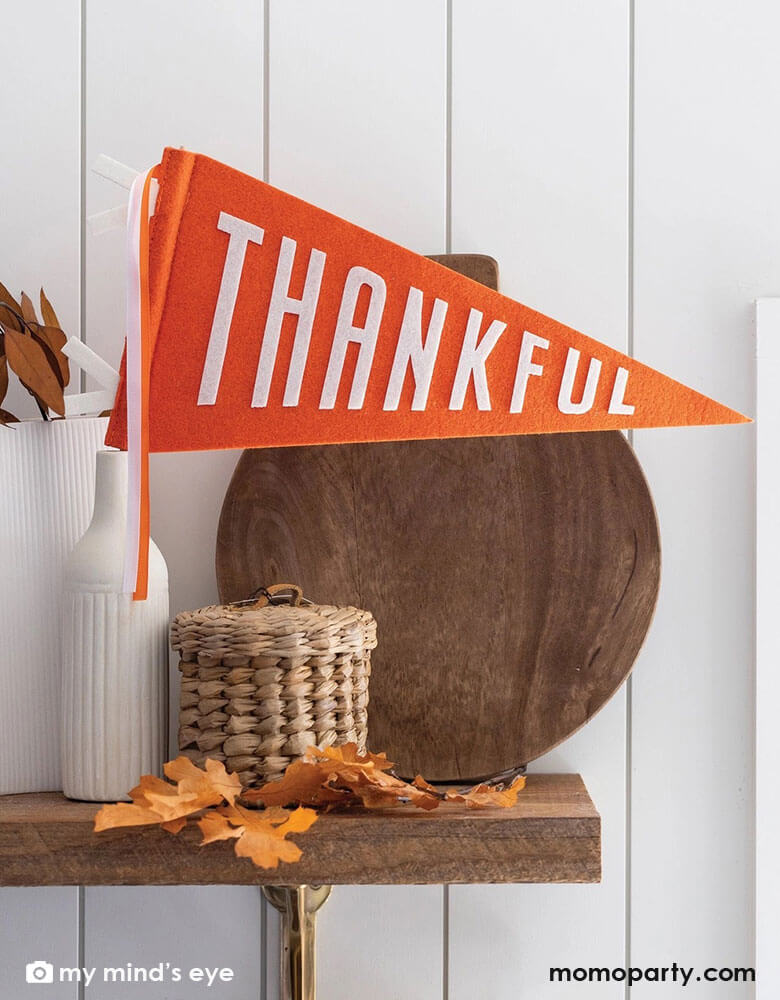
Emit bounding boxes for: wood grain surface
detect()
[216,254,660,781]
[0,774,600,886]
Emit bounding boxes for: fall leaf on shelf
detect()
[94,755,317,871]
[445,777,527,809]
[243,742,524,812]
[200,803,318,869]
[94,745,526,871]
[93,756,240,832]
[245,758,351,808]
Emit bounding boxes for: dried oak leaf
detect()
[349,768,441,811]
[308,743,395,772]
[0,354,7,407]
[445,775,527,810]
[311,744,441,810]
[0,407,19,426]
[94,757,240,833]
[242,759,349,808]
[246,743,442,811]
[3,327,64,416]
[164,755,242,806]
[199,803,318,869]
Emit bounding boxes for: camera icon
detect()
[26,961,54,985]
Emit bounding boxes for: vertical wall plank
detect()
[631,1,775,994]
[268,2,447,997]
[0,2,81,992]
[268,0,446,248]
[755,299,780,1000]
[83,3,265,996]
[84,887,263,997]
[0,0,82,420]
[448,2,630,997]
[0,890,78,999]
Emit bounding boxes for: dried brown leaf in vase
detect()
[3,328,65,416]
[19,292,38,326]
[0,407,19,426]
[0,354,7,407]
[30,328,67,390]
[445,775,527,810]
[34,325,69,386]
[39,288,61,330]
[0,282,24,332]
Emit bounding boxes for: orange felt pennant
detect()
[106,147,748,460]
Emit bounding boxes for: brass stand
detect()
[263,885,332,1000]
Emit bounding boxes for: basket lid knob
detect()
[248,583,305,609]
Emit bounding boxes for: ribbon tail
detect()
[123,166,157,601]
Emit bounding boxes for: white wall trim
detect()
[755,297,780,996]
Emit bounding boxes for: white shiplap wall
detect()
[0,1,764,997]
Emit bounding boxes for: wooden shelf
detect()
[0,774,599,887]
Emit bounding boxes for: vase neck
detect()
[91,450,127,532]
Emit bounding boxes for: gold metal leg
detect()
[263,885,332,1000]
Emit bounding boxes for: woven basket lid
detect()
[170,584,377,665]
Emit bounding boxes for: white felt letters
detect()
[448,309,506,411]
[199,210,635,418]
[198,212,265,406]
[252,237,326,408]
[384,288,447,411]
[558,348,602,415]
[320,267,387,410]
[511,332,550,413]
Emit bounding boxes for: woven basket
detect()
[170,584,377,786]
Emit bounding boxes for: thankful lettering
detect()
[197,211,635,417]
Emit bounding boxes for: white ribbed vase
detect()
[61,450,169,801]
[0,417,109,794]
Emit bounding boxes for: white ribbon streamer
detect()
[121,170,150,594]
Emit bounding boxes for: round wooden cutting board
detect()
[216,253,660,781]
[216,430,660,781]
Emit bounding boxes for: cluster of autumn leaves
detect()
[0,284,70,424]
[94,743,526,870]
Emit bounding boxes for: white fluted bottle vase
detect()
[61,450,169,801]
